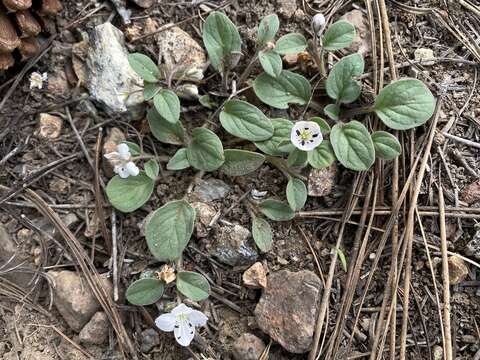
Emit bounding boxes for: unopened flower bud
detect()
[312,13,326,35]
[176,84,199,100]
[185,67,204,81]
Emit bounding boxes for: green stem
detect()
[237,51,259,87]
[266,156,307,181]
[340,106,375,120]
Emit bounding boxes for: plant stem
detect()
[265,156,307,181]
[237,51,259,87]
[340,106,375,120]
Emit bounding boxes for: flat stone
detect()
[255,270,322,353]
[140,328,160,353]
[340,9,371,56]
[243,262,267,289]
[79,311,109,345]
[448,255,468,285]
[308,165,336,197]
[414,48,435,65]
[193,178,231,202]
[86,23,144,115]
[211,224,258,266]
[460,180,480,204]
[232,333,266,360]
[37,114,63,140]
[49,270,113,332]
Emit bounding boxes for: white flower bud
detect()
[312,13,326,35]
[177,84,199,100]
[185,67,204,81]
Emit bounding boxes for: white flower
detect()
[104,143,139,178]
[30,72,48,90]
[290,121,323,151]
[155,303,208,347]
[312,13,326,36]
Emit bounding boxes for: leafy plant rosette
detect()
[104,12,436,306]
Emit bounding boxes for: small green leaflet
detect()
[199,94,216,109]
[186,127,225,171]
[307,140,336,169]
[326,53,364,103]
[176,271,210,301]
[106,172,154,213]
[221,149,265,176]
[126,278,164,305]
[371,131,402,160]
[310,117,331,134]
[167,148,190,170]
[286,177,307,211]
[219,100,274,141]
[144,83,162,100]
[254,70,311,109]
[153,89,180,124]
[202,12,242,72]
[257,14,279,45]
[287,148,308,168]
[374,78,436,130]
[128,53,160,82]
[322,20,356,51]
[324,104,340,121]
[144,159,159,179]
[147,108,185,145]
[145,200,196,261]
[251,216,273,252]
[336,248,348,272]
[259,50,283,77]
[274,33,308,55]
[254,118,294,156]
[330,121,375,171]
[258,199,295,221]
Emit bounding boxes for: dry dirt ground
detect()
[1,0,480,359]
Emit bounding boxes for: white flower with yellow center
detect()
[104,143,139,178]
[290,121,323,151]
[155,303,208,347]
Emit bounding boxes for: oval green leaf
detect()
[153,89,180,124]
[176,271,210,301]
[186,127,225,171]
[220,100,274,141]
[167,148,190,170]
[144,159,159,179]
[106,172,154,213]
[258,199,295,221]
[322,20,356,51]
[287,148,308,168]
[257,14,279,45]
[144,83,162,100]
[221,149,265,176]
[252,216,273,252]
[274,33,307,55]
[310,117,331,134]
[145,200,196,261]
[326,53,364,103]
[126,278,164,306]
[286,177,307,211]
[259,50,283,77]
[254,118,294,156]
[308,140,336,169]
[147,108,185,145]
[128,53,160,82]
[324,103,340,121]
[254,70,311,109]
[371,131,402,160]
[374,78,436,130]
[330,121,375,171]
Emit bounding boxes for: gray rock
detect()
[308,165,336,197]
[211,224,258,266]
[255,270,322,353]
[414,48,435,66]
[193,179,231,202]
[86,23,144,116]
[49,270,113,332]
[466,230,480,260]
[232,333,266,360]
[191,202,216,238]
[140,328,160,353]
[277,0,297,18]
[79,311,109,345]
[340,10,371,56]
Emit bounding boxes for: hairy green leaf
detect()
[144,159,159,179]
[144,83,162,100]
[274,33,307,55]
[326,53,364,103]
[286,177,307,211]
[153,89,180,124]
[257,14,279,45]
[176,271,210,301]
[252,216,273,252]
[259,50,283,77]
[106,172,154,213]
[307,140,336,169]
[187,128,225,171]
[324,103,340,121]
[259,199,295,221]
[167,148,190,170]
[322,20,356,51]
[145,200,196,261]
[147,108,185,145]
[221,149,265,176]
[330,121,375,171]
[126,278,164,305]
[254,118,294,156]
[287,148,308,168]
[128,53,160,82]
[310,117,331,134]
[371,131,402,160]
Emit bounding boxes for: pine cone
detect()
[0,0,61,70]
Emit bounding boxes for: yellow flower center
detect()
[299,129,312,141]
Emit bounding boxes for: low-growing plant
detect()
[106,11,436,307]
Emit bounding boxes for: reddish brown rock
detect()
[448,255,468,285]
[79,311,109,345]
[232,333,266,360]
[243,262,267,289]
[37,113,63,139]
[461,180,480,204]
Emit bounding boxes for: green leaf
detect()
[286,177,307,211]
[254,118,294,156]
[126,278,164,305]
[144,159,159,179]
[199,94,216,109]
[106,172,154,213]
[128,53,160,82]
[326,53,364,103]
[221,149,265,176]
[220,100,274,141]
[257,14,279,45]
[337,248,347,272]
[371,131,402,160]
[307,140,336,169]
[324,104,340,121]
[147,108,185,145]
[274,33,307,55]
[287,148,308,167]
[330,121,375,171]
[374,78,436,130]
[322,20,356,51]
[153,89,180,124]
[252,216,273,252]
[259,50,283,77]
[254,70,311,109]
[122,141,141,156]
[186,128,225,171]
[145,200,196,261]
[167,148,190,170]
[176,271,210,301]
[310,117,331,134]
[202,11,242,72]
[144,83,162,100]
[259,199,295,221]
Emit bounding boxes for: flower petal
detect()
[126,162,139,177]
[155,313,176,332]
[104,151,119,160]
[116,143,131,160]
[171,303,192,316]
[188,310,208,327]
[115,166,130,178]
[173,318,195,347]
[290,120,323,151]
